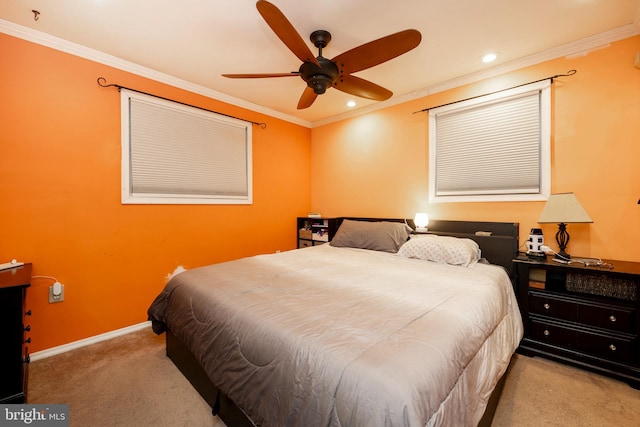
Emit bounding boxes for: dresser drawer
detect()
[577,304,635,334]
[577,331,636,364]
[529,319,577,349]
[529,292,577,322]
[530,318,637,364]
[529,291,636,334]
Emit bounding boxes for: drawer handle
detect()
[543,329,550,336]
[609,344,617,351]
[609,315,617,322]
[24,325,31,332]
[543,303,550,310]
[24,337,31,344]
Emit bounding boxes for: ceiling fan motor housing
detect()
[299,57,339,94]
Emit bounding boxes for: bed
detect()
[148,218,523,427]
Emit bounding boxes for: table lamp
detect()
[537,192,592,259]
[414,213,429,233]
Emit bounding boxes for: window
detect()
[429,80,550,203]
[121,89,252,204]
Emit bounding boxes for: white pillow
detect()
[397,234,480,267]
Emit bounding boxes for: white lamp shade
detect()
[538,193,593,224]
[414,213,429,228]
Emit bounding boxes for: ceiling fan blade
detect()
[256,0,320,67]
[333,75,392,101]
[297,86,318,109]
[222,72,299,78]
[332,29,421,74]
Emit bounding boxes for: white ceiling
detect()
[1,0,639,126]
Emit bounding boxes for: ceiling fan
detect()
[222,0,422,109]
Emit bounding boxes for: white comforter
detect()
[148,244,523,427]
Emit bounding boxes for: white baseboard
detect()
[30,321,152,362]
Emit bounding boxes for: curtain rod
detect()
[412,69,577,114]
[96,77,267,128]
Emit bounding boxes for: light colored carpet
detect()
[492,352,640,427]
[28,328,223,427]
[28,327,640,426]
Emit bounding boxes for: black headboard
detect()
[336,217,519,279]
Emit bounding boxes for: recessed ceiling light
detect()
[346,100,356,108]
[482,53,498,63]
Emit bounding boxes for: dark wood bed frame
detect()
[165,218,519,427]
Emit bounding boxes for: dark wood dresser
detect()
[0,263,32,403]
[513,255,640,388]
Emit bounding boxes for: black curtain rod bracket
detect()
[413,69,577,114]
[97,77,266,129]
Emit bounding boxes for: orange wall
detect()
[312,36,640,263]
[3,31,639,352]
[0,34,312,352]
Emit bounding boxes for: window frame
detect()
[120,89,252,205]
[428,80,551,203]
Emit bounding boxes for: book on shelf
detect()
[307,213,321,218]
[529,280,546,290]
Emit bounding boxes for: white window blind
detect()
[121,90,252,204]
[429,80,550,203]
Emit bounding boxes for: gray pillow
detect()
[330,219,412,253]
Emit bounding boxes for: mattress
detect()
[148,244,523,426]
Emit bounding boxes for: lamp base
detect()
[555,223,571,260]
[526,251,546,260]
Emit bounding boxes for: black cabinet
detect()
[0,263,32,403]
[297,217,337,248]
[513,255,640,388]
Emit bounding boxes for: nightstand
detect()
[513,255,640,388]
[297,217,337,248]
[0,263,32,403]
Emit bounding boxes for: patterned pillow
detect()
[396,234,480,267]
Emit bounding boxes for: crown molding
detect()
[312,23,640,128]
[2,17,637,129]
[0,18,312,128]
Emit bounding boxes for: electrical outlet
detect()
[49,283,64,303]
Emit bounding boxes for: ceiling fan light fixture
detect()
[309,74,333,94]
